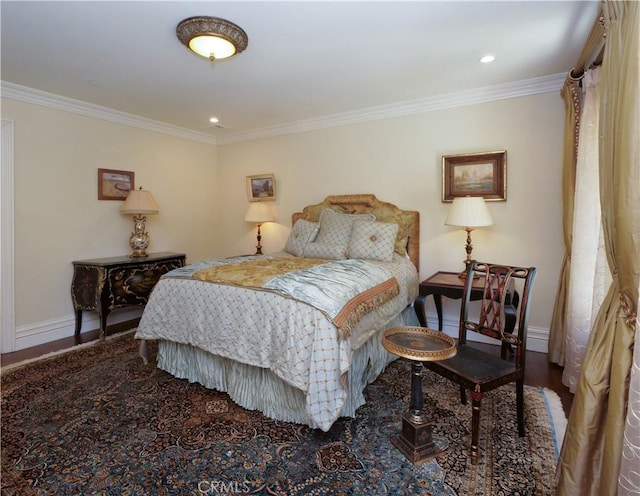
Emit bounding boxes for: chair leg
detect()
[469,391,483,465]
[516,379,525,437]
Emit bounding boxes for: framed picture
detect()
[98,168,134,200]
[247,174,276,202]
[442,150,506,202]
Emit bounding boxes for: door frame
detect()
[1,119,15,353]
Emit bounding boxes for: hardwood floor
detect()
[525,349,573,415]
[1,319,139,366]
[1,319,574,417]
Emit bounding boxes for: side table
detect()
[381,326,457,464]
[71,252,186,339]
[415,271,519,343]
[414,271,487,331]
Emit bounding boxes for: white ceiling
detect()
[1,1,599,143]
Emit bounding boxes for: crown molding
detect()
[0,81,218,145]
[2,73,565,147]
[217,72,565,144]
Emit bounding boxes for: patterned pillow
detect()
[284,219,320,257]
[348,221,399,262]
[303,242,348,260]
[315,208,376,247]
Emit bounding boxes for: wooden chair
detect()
[423,261,537,465]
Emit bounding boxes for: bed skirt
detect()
[156,305,419,430]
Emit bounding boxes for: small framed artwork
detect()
[98,168,134,200]
[442,150,507,202]
[247,174,276,202]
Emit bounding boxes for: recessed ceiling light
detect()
[480,55,495,64]
[209,117,219,123]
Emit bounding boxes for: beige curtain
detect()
[619,286,640,494]
[556,2,639,495]
[563,67,612,393]
[548,74,581,365]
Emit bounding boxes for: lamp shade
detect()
[445,196,492,228]
[244,202,274,223]
[120,188,159,215]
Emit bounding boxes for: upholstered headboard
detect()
[292,194,420,272]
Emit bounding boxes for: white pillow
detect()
[315,208,376,247]
[348,221,399,262]
[284,219,319,257]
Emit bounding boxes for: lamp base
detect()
[458,269,480,280]
[129,249,149,258]
[128,215,150,258]
[459,230,479,279]
[254,223,264,255]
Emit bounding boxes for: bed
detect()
[135,194,420,431]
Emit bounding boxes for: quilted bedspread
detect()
[187,256,398,339]
[135,252,418,430]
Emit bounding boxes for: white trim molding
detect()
[2,73,566,147]
[1,119,15,353]
[14,309,142,351]
[1,81,217,146]
[216,73,566,144]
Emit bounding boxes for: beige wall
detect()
[217,92,565,348]
[2,90,565,352]
[2,98,219,349]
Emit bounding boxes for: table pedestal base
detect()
[391,410,443,464]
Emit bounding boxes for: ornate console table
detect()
[71,252,185,339]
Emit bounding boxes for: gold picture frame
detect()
[247,174,276,202]
[98,168,134,200]
[442,151,506,202]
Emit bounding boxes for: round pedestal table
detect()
[381,326,457,464]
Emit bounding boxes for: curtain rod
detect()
[570,2,606,79]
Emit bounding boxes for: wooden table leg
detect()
[74,309,82,336]
[433,294,444,332]
[414,296,427,327]
[390,361,443,464]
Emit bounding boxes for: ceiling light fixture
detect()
[480,54,495,64]
[176,16,248,61]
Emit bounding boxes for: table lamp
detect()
[120,187,159,258]
[445,196,493,278]
[244,202,275,255]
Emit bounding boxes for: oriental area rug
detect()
[1,332,565,495]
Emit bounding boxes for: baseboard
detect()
[13,309,550,354]
[14,309,143,351]
[427,312,549,354]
